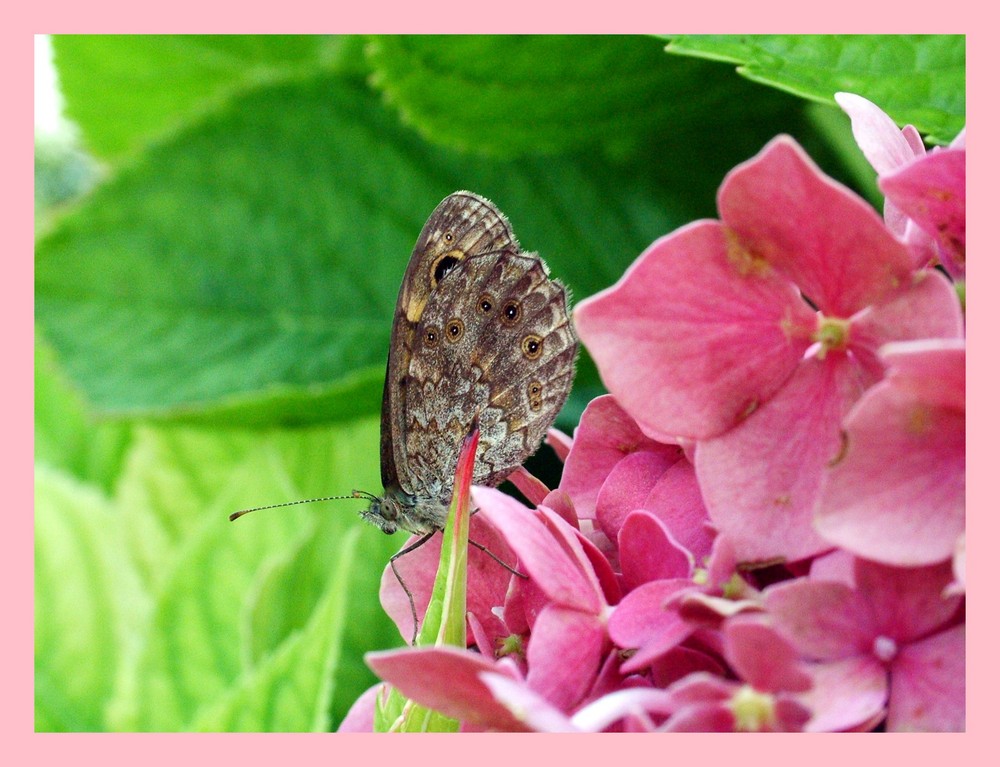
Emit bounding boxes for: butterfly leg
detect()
[468,538,527,579]
[390,530,438,645]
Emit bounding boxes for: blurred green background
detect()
[34,34,965,731]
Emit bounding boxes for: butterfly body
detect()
[361,191,577,535]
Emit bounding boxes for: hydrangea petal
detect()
[560,395,683,519]
[854,560,960,642]
[764,579,874,660]
[662,703,734,732]
[835,92,922,175]
[608,579,694,672]
[479,673,577,732]
[526,605,606,711]
[849,269,965,380]
[337,683,382,732]
[595,449,675,542]
[719,136,914,317]
[379,515,515,642]
[696,356,851,563]
[619,510,694,590]
[642,457,714,561]
[365,646,525,731]
[651,645,726,687]
[474,487,601,614]
[815,345,965,566]
[881,148,966,278]
[570,688,675,732]
[574,220,814,441]
[802,656,887,732]
[882,338,966,410]
[887,624,965,731]
[724,617,812,693]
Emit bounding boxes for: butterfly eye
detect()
[478,293,494,313]
[432,254,460,285]
[444,231,454,242]
[527,381,544,411]
[521,334,543,360]
[424,327,440,347]
[501,300,521,325]
[445,318,465,343]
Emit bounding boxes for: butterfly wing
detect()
[381,192,518,493]
[404,250,578,503]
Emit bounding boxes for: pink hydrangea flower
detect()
[836,92,966,279]
[764,557,964,731]
[663,617,812,731]
[574,136,964,563]
[815,339,965,566]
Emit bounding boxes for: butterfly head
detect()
[358,487,417,536]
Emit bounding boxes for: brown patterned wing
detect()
[403,250,578,505]
[380,192,518,492]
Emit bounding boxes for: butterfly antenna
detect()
[229,492,372,522]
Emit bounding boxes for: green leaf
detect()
[190,527,361,731]
[36,72,735,426]
[667,35,965,143]
[52,34,340,160]
[34,467,147,731]
[34,333,133,493]
[106,416,400,730]
[365,35,778,159]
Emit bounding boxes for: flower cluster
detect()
[341,95,965,732]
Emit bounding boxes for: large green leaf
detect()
[36,73,727,427]
[52,35,341,160]
[364,35,791,159]
[34,334,133,492]
[190,526,360,731]
[667,35,965,143]
[34,468,147,731]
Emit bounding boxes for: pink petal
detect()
[662,703,735,732]
[540,488,578,528]
[882,338,966,410]
[559,395,683,519]
[570,688,676,732]
[724,617,812,693]
[887,624,965,731]
[881,148,966,278]
[608,579,695,672]
[815,351,965,566]
[642,456,714,561]
[595,449,674,544]
[719,136,915,317]
[525,605,606,712]
[337,683,382,731]
[507,466,550,506]
[849,269,965,381]
[365,646,525,730]
[854,559,961,642]
[696,356,852,563]
[574,220,815,441]
[379,514,516,643]
[946,533,965,597]
[835,92,921,175]
[619,510,694,591]
[545,427,573,462]
[764,578,875,660]
[650,645,727,687]
[478,672,577,732]
[802,656,888,732]
[809,549,856,586]
[668,671,734,704]
[474,487,601,614]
